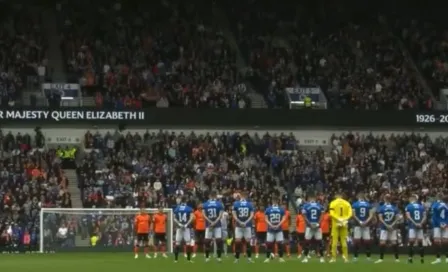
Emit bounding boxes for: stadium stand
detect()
[2,0,448,255]
[79,130,447,210]
[28,129,448,250]
[57,1,250,109]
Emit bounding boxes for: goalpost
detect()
[40,208,173,254]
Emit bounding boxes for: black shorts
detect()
[283,230,290,240]
[256,232,267,242]
[322,233,329,241]
[154,233,166,243]
[137,233,149,242]
[195,230,205,241]
[296,232,305,242]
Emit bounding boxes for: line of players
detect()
[173,191,328,263]
[327,192,448,264]
[350,192,448,264]
[172,191,448,264]
[173,191,289,263]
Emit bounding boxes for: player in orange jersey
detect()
[193,204,206,258]
[153,206,168,258]
[281,205,291,257]
[320,210,331,257]
[295,212,306,258]
[254,205,267,259]
[134,208,151,259]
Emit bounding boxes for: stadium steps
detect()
[211,4,247,72]
[65,169,83,208]
[41,8,67,82]
[44,134,84,209]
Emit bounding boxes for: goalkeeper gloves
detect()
[337,219,348,227]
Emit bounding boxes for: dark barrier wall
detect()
[1,108,448,128]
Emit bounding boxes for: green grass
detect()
[0,253,447,272]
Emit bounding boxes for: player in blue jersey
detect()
[375,194,400,263]
[352,192,374,261]
[202,191,224,262]
[232,191,255,263]
[405,195,426,264]
[173,197,195,263]
[301,194,324,263]
[431,193,448,264]
[264,197,286,263]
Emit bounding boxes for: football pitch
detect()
[1,254,448,272]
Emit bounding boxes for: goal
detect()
[39,208,173,253]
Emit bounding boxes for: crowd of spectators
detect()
[225,1,434,110]
[42,209,134,250]
[1,1,447,111]
[79,130,290,209]
[76,129,441,214]
[291,132,448,206]
[0,131,72,252]
[2,128,448,251]
[388,4,448,99]
[57,1,250,109]
[0,4,48,107]
[51,129,289,250]
[2,1,444,111]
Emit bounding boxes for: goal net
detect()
[39,208,173,253]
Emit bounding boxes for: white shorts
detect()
[235,227,252,240]
[305,227,322,240]
[433,228,448,239]
[408,229,424,240]
[379,229,397,241]
[175,228,191,244]
[353,226,371,240]
[205,227,222,239]
[266,231,284,243]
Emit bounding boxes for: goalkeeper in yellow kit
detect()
[329,193,352,263]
